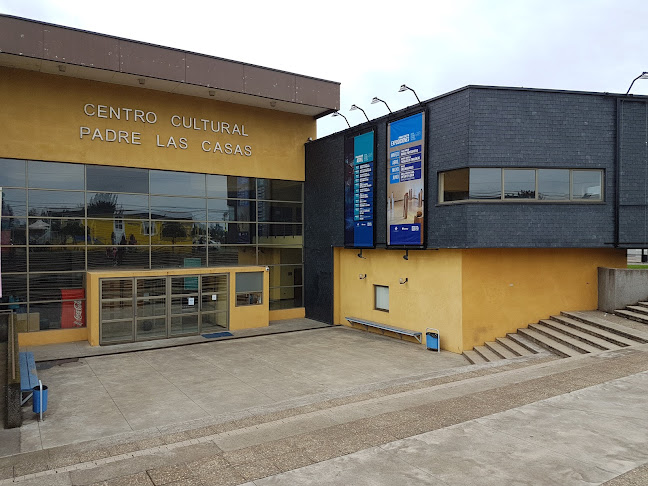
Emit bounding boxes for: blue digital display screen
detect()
[344,131,375,248]
[387,113,425,246]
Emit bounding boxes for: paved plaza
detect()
[1,324,647,485]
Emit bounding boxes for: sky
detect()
[2,0,648,138]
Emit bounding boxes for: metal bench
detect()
[19,352,38,405]
[345,316,422,343]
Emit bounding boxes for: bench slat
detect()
[19,352,38,392]
[345,317,422,343]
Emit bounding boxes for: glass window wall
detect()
[1,158,305,332]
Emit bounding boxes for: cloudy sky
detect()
[2,0,648,138]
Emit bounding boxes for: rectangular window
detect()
[257,179,303,201]
[150,170,205,197]
[86,165,149,193]
[207,175,256,199]
[0,158,26,187]
[375,285,389,311]
[87,193,149,218]
[469,169,502,199]
[440,168,469,202]
[503,169,536,199]
[538,169,570,200]
[235,272,263,306]
[28,161,84,190]
[572,170,602,200]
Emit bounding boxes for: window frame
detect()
[438,168,604,204]
[374,285,389,312]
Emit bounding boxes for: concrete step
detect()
[626,305,648,316]
[484,340,518,359]
[614,309,648,325]
[496,336,537,357]
[516,328,582,358]
[562,311,648,343]
[539,319,621,351]
[463,349,487,365]
[529,323,601,354]
[506,333,546,354]
[474,345,503,362]
[637,301,648,309]
[549,315,641,347]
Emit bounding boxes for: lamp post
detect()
[350,104,369,122]
[371,97,392,113]
[398,84,421,103]
[331,111,350,128]
[626,72,648,95]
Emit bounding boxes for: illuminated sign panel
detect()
[344,131,375,248]
[387,113,425,246]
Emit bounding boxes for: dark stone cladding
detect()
[304,85,648,321]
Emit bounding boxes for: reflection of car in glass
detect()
[193,236,222,249]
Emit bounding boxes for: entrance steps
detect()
[462,335,543,365]
[463,308,648,364]
[615,302,648,325]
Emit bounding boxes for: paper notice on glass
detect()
[188,297,195,306]
[212,294,217,301]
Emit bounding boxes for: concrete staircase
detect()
[615,301,648,325]
[463,309,648,364]
[463,335,544,364]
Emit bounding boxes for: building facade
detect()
[0,15,339,346]
[305,86,648,352]
[3,15,647,354]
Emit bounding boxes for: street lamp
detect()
[350,104,369,122]
[371,97,392,113]
[398,84,421,103]
[331,111,350,127]
[626,72,648,95]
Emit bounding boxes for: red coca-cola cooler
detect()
[60,289,86,328]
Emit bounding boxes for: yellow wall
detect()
[83,266,268,345]
[269,307,306,321]
[334,247,626,354]
[18,328,88,347]
[0,67,315,181]
[335,248,464,353]
[460,248,627,350]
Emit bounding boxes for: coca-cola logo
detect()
[73,300,84,327]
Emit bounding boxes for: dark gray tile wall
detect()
[304,87,648,322]
[618,99,648,246]
[304,136,344,323]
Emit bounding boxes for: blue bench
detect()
[345,316,422,343]
[19,352,38,405]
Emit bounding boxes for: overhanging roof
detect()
[0,15,340,118]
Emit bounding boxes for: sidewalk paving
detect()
[1,325,647,485]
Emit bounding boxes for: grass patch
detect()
[628,264,648,269]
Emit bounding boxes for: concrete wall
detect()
[598,267,648,312]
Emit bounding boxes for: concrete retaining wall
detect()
[598,267,648,312]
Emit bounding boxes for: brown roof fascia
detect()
[0,14,340,114]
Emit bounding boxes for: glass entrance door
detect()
[100,278,134,344]
[135,277,167,341]
[169,275,200,336]
[200,274,228,333]
[99,273,229,344]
